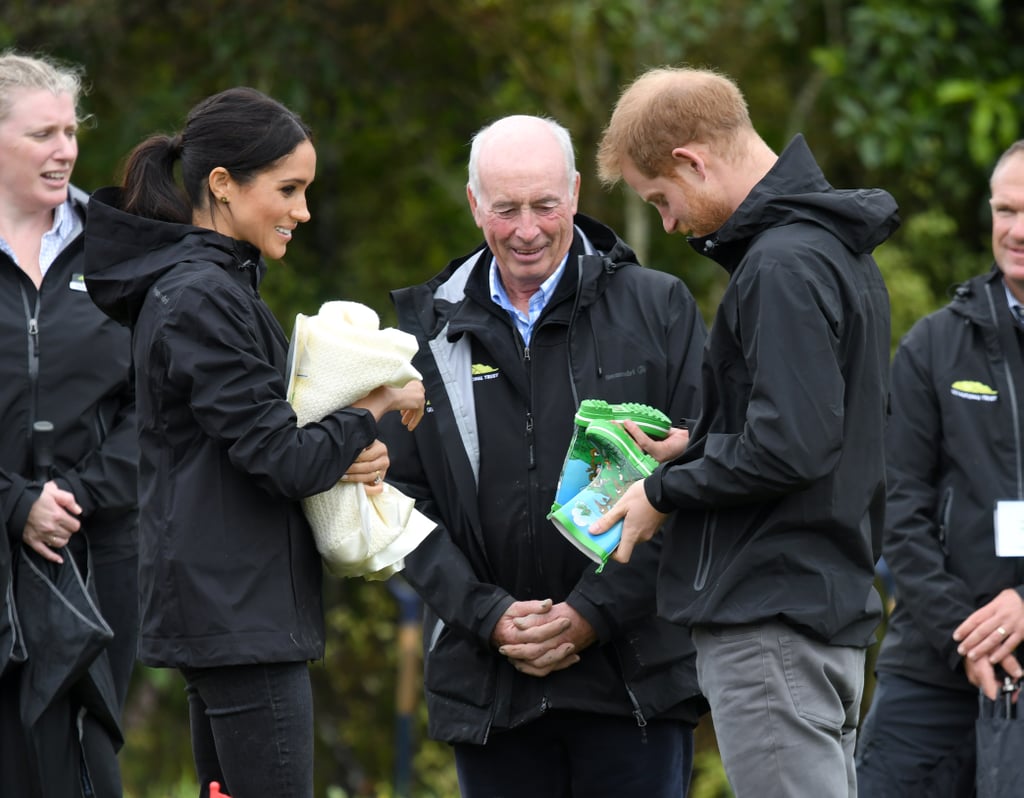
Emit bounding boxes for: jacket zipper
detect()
[523,345,536,468]
[982,282,1024,586]
[613,649,650,741]
[997,333,1024,499]
[985,283,1024,498]
[523,344,545,589]
[20,283,42,442]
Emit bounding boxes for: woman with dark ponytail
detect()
[84,87,424,798]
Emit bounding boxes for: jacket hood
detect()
[691,134,901,269]
[573,212,641,267]
[390,212,634,340]
[947,265,1006,326]
[84,186,263,326]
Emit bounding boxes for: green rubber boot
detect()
[548,419,659,568]
[551,399,670,511]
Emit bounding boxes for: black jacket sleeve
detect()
[651,256,845,511]
[57,382,138,519]
[382,415,515,647]
[158,276,378,500]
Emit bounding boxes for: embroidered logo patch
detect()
[950,380,998,402]
[471,363,499,382]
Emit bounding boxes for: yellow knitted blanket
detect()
[286,301,435,579]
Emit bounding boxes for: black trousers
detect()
[454,709,694,798]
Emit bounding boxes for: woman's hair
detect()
[0,50,85,125]
[121,86,312,223]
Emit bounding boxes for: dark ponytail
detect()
[121,134,191,223]
[120,87,311,223]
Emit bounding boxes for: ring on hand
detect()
[373,470,383,485]
[998,626,1008,637]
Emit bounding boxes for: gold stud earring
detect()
[219,196,229,204]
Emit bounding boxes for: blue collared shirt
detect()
[489,254,568,346]
[0,199,79,278]
[1003,279,1024,327]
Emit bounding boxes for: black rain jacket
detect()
[646,135,900,647]
[83,187,378,668]
[0,186,137,558]
[0,187,129,797]
[381,214,709,744]
[877,267,1024,690]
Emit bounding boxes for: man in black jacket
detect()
[855,141,1024,796]
[380,114,708,797]
[594,67,898,797]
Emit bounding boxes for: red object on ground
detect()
[209,783,230,798]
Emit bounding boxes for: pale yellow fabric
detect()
[287,301,434,580]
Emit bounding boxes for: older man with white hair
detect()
[380,114,709,797]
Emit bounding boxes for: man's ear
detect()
[466,184,485,230]
[671,146,708,181]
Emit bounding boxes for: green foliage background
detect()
[3,1,1022,795]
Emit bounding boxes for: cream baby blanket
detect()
[286,301,435,580]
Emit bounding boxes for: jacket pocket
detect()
[693,513,716,591]
[935,486,953,558]
[424,619,496,709]
[616,615,695,678]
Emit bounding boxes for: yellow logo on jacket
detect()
[471,363,499,382]
[950,380,998,402]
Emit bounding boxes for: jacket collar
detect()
[689,134,900,272]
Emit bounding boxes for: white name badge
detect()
[994,500,1024,557]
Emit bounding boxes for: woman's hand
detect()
[352,380,426,431]
[341,440,390,495]
[24,481,82,564]
[392,379,426,430]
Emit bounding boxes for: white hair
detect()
[467,114,577,199]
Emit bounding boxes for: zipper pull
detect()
[633,709,648,743]
[526,412,535,469]
[28,316,39,357]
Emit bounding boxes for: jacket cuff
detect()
[567,588,613,644]
[336,406,378,448]
[644,467,675,514]
[480,594,516,648]
[945,640,965,673]
[9,485,42,541]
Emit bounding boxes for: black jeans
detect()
[454,710,694,798]
[90,550,139,711]
[181,661,314,798]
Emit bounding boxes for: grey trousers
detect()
[693,621,865,798]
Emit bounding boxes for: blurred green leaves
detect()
[4,1,1022,793]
